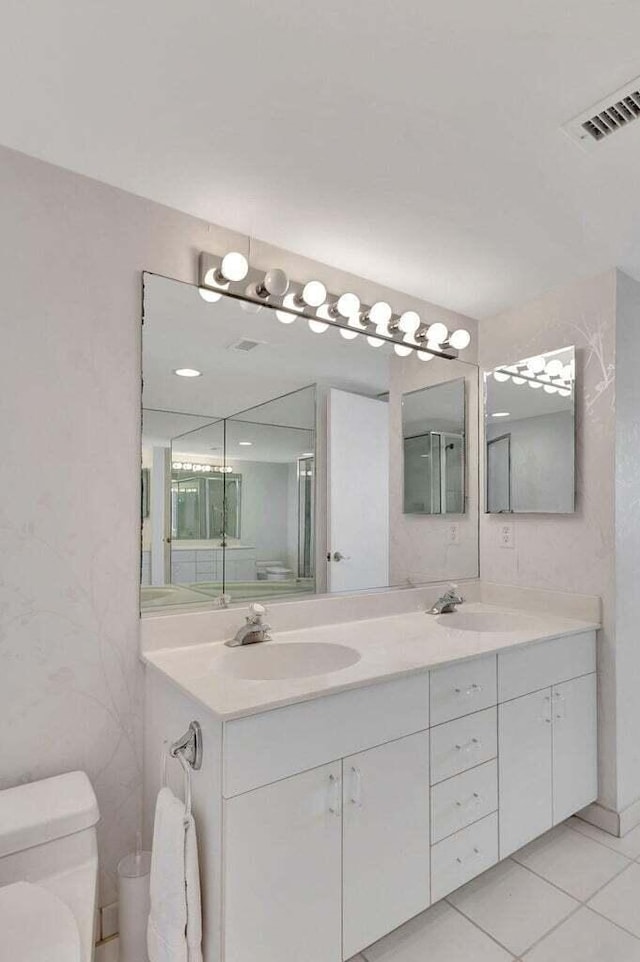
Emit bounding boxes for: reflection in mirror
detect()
[402,379,465,514]
[141,273,479,609]
[484,346,575,514]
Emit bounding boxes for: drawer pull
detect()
[456,847,481,865]
[455,737,482,753]
[554,691,566,721]
[455,791,483,809]
[328,773,341,816]
[454,683,483,697]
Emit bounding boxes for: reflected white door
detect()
[327,389,389,592]
[487,434,511,513]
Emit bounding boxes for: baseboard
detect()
[577,796,640,837]
[95,935,119,962]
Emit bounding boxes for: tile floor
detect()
[97,817,640,962]
[352,816,640,962]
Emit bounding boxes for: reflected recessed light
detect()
[238,441,253,446]
[174,368,202,378]
[492,412,510,418]
[301,452,314,457]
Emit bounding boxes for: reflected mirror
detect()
[142,273,480,608]
[402,379,465,514]
[484,346,576,514]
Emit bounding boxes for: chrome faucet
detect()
[428,585,464,615]
[225,603,272,647]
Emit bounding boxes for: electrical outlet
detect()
[448,523,460,545]
[499,523,515,549]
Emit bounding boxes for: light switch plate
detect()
[448,523,460,545]
[499,522,515,549]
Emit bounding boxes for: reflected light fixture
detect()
[174,368,202,377]
[198,287,222,303]
[238,441,253,446]
[492,412,511,418]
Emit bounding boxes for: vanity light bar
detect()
[172,461,233,474]
[198,251,472,360]
[492,358,574,395]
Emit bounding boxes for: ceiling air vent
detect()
[228,338,264,353]
[564,76,640,149]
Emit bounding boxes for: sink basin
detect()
[219,642,361,680]
[437,611,537,633]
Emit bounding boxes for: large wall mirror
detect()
[484,346,576,514]
[141,273,479,609]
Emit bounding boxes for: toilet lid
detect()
[0,881,81,962]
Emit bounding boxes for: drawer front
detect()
[223,673,430,797]
[430,708,497,785]
[430,656,497,726]
[498,631,596,702]
[431,760,498,843]
[431,812,499,902]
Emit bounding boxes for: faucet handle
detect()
[248,602,267,622]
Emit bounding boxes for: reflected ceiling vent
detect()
[564,76,640,149]
[227,338,264,353]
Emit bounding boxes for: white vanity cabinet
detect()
[143,624,598,962]
[498,633,597,857]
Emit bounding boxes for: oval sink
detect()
[219,642,361,680]
[437,611,537,633]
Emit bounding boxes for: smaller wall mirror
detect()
[484,346,576,514]
[402,378,466,514]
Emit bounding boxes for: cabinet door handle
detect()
[455,737,482,753]
[456,847,481,865]
[350,766,363,807]
[454,683,483,697]
[455,792,483,809]
[554,691,566,721]
[328,773,341,816]
[542,694,553,724]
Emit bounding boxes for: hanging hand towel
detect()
[147,787,203,962]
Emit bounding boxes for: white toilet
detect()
[0,771,100,962]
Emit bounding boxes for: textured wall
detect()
[0,144,475,903]
[479,270,618,809]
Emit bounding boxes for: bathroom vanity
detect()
[142,600,598,962]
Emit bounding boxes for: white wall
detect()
[0,143,476,905]
[479,270,618,811]
[236,460,290,562]
[613,271,640,814]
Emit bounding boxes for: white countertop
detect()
[142,602,599,721]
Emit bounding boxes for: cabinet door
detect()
[499,690,552,858]
[553,673,598,823]
[342,731,430,959]
[223,761,342,962]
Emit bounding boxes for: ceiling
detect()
[4,1,640,317]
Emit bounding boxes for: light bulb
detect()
[544,384,558,394]
[249,268,289,299]
[198,287,222,303]
[558,388,572,397]
[427,322,448,345]
[417,349,434,362]
[308,319,329,334]
[220,251,249,282]
[302,280,327,307]
[282,292,304,313]
[528,355,546,374]
[394,339,413,357]
[397,311,421,335]
[368,301,392,327]
[367,335,385,348]
[449,329,471,350]
[561,364,573,381]
[275,309,297,324]
[546,358,564,377]
[174,368,202,378]
[494,371,510,383]
[336,292,360,317]
[340,326,359,340]
[512,376,526,385]
[529,380,543,389]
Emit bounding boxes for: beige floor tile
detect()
[362,901,514,962]
[588,862,640,938]
[524,907,640,961]
[568,816,640,859]
[512,824,629,900]
[447,859,578,956]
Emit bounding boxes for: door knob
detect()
[332,551,350,562]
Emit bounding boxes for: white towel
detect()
[147,787,203,962]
